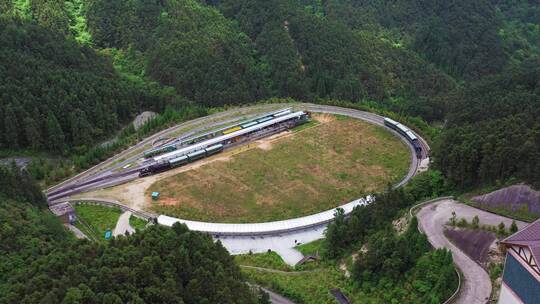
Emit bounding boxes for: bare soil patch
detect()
[312,113,335,124]
[445,228,496,264]
[472,184,540,213]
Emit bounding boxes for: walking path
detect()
[248,283,296,304]
[113,211,135,237]
[416,199,527,304]
[240,265,320,274]
[65,224,88,240]
[261,287,295,304]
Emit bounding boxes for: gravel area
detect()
[113,211,135,237]
[133,111,157,131]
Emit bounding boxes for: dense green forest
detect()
[434,62,540,188]
[0,164,266,303]
[1,0,538,188]
[0,0,538,302]
[318,171,456,302]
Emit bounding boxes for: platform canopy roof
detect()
[501,218,540,268]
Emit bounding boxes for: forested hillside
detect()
[0,0,538,184]
[434,62,540,188]
[0,15,180,154]
[0,165,265,304]
[0,1,539,302]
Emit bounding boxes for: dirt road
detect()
[416,198,527,304]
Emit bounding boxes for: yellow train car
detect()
[222,126,242,134]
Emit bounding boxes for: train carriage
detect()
[205,144,224,156]
[384,117,422,158]
[139,111,309,177]
[169,155,188,167]
[187,149,206,161]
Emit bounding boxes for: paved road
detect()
[218,225,327,265]
[113,211,135,237]
[416,199,528,304]
[262,287,295,304]
[248,283,296,304]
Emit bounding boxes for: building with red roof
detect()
[498,218,540,304]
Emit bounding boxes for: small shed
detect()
[49,202,76,224]
[151,192,160,200]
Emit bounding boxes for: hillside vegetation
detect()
[0,0,538,188]
[0,164,266,303]
[1,0,538,189]
[0,1,538,303]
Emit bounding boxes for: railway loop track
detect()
[47,103,430,237]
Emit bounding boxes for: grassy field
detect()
[237,246,374,304]
[296,239,325,256]
[129,214,148,230]
[74,204,122,241]
[235,251,293,271]
[242,265,356,303]
[148,115,410,222]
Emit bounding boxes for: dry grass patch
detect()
[147,116,410,222]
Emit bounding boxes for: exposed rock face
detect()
[133,111,157,131]
[472,184,540,213]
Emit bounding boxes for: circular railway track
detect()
[48,103,430,238]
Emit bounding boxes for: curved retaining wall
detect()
[158,196,374,235]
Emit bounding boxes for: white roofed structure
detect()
[154,110,307,162]
[158,195,374,235]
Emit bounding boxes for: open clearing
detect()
[146,114,409,222]
[73,204,121,241]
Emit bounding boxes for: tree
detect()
[449,211,457,226]
[23,117,42,150]
[30,0,69,35]
[69,110,92,149]
[498,222,506,236]
[46,112,65,153]
[3,105,19,149]
[510,220,518,234]
[471,215,479,229]
[323,208,346,258]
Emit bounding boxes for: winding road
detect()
[416,198,527,304]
